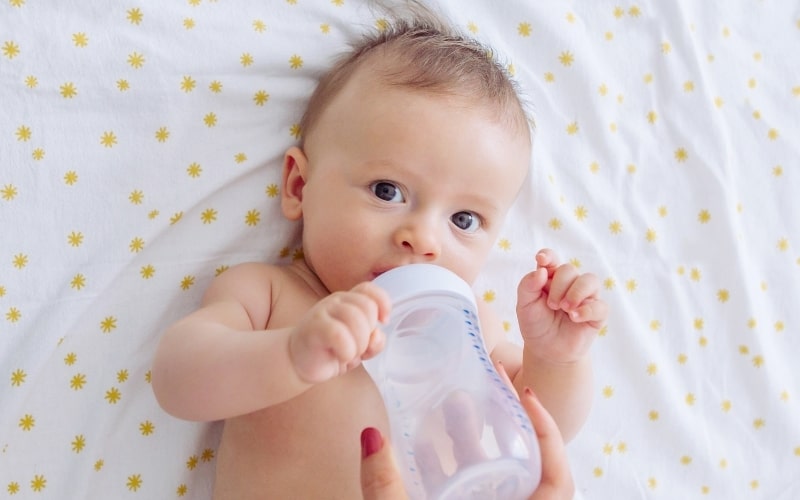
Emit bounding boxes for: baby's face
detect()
[297,70,531,292]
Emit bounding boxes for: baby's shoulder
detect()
[213,261,280,285]
[208,261,316,299]
[201,262,304,329]
[201,261,284,303]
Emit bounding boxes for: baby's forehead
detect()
[350,59,531,141]
[301,19,532,148]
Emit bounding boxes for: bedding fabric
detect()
[2,1,799,498]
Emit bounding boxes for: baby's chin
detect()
[317,272,371,293]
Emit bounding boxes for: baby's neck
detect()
[286,259,330,297]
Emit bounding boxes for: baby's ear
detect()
[281,146,308,220]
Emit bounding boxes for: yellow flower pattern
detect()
[1,2,798,499]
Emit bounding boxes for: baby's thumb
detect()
[517,268,548,309]
[361,328,386,361]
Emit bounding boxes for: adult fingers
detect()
[360,427,408,500]
[521,388,574,500]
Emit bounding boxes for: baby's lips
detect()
[370,265,397,280]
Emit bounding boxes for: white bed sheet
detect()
[2,1,799,498]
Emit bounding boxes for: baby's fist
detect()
[289,282,391,384]
[517,249,607,363]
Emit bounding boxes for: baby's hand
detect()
[289,282,391,384]
[516,249,607,364]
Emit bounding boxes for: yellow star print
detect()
[127,51,145,68]
[100,316,117,333]
[71,274,86,290]
[72,32,89,47]
[126,474,142,491]
[127,8,143,24]
[13,253,28,269]
[180,76,196,92]
[19,414,35,431]
[253,90,269,106]
[289,54,303,69]
[105,387,122,404]
[30,475,46,492]
[1,184,18,200]
[11,369,26,386]
[100,131,117,147]
[181,275,196,290]
[245,209,260,226]
[72,435,86,453]
[155,127,170,142]
[2,41,20,59]
[16,125,31,141]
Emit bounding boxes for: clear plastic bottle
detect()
[364,264,541,500]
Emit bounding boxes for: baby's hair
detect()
[299,1,532,146]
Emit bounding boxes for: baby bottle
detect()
[364,264,541,500]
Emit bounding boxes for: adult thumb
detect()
[360,427,408,500]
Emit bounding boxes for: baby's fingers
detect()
[349,282,391,361]
[361,328,386,361]
[325,285,390,361]
[351,282,392,324]
[534,249,560,275]
[517,268,549,308]
[545,264,580,309]
[551,271,599,311]
[568,298,607,328]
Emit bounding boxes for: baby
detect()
[152,7,606,499]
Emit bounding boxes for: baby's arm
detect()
[485,309,592,443]
[506,341,594,444]
[152,263,307,421]
[489,249,606,442]
[151,263,390,422]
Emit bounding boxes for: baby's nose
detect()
[395,223,441,258]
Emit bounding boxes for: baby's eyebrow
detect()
[459,198,502,226]
[361,158,406,171]
[461,190,501,211]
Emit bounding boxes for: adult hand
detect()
[359,386,574,500]
[360,426,408,500]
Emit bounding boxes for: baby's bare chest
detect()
[214,369,388,498]
[212,270,393,497]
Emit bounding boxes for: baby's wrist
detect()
[521,341,590,367]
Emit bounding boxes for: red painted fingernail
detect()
[361,427,383,458]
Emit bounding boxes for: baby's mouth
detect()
[371,267,395,280]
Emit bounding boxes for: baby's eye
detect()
[370,181,405,203]
[451,211,481,233]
